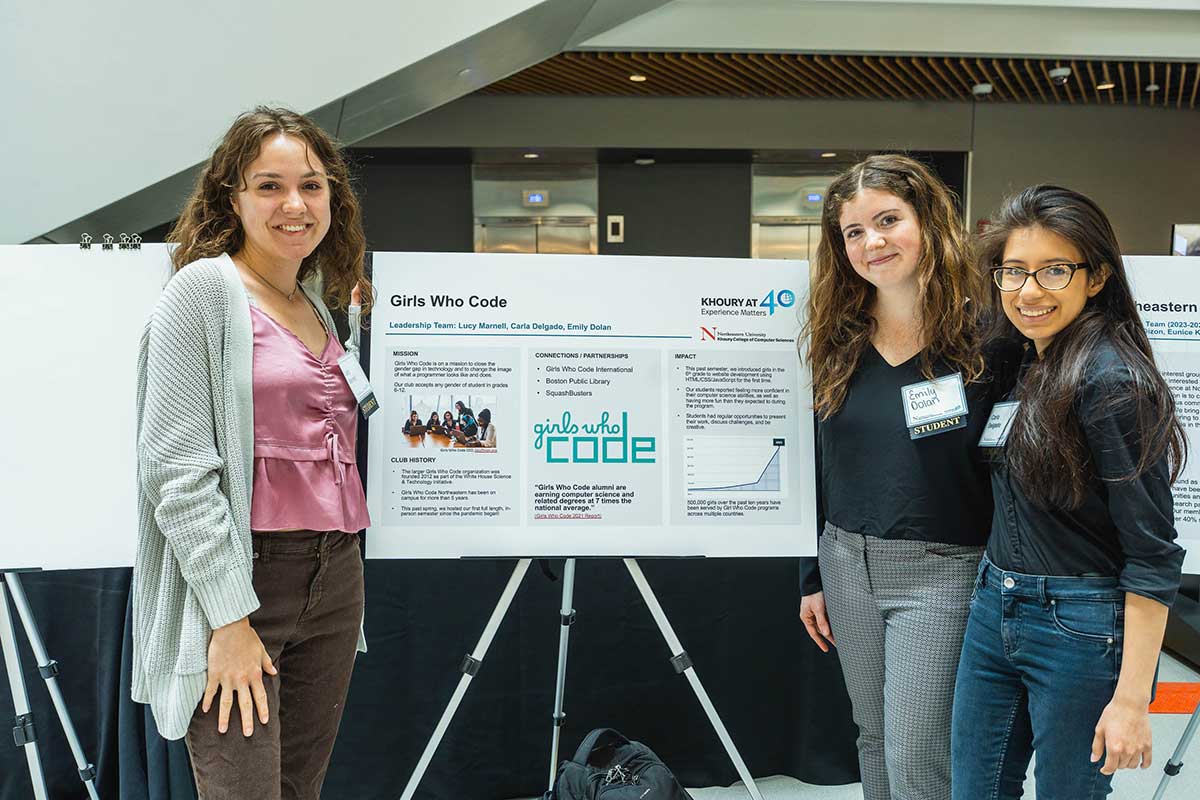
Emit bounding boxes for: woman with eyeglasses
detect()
[951,185,1186,799]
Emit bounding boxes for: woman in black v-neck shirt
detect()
[815,347,998,545]
[798,155,1014,800]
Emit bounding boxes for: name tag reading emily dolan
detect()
[900,373,968,440]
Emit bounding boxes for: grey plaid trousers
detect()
[818,523,983,800]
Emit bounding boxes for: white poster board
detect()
[1,244,173,570]
[1127,256,1200,575]
[365,253,816,559]
[8,247,1194,574]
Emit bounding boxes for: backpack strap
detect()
[571,728,630,766]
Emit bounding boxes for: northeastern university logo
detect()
[700,326,718,341]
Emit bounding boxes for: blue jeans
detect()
[951,557,1124,800]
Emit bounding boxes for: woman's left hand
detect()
[1091,696,1152,774]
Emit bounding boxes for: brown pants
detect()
[185,530,364,800]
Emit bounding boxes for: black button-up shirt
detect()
[987,340,1184,607]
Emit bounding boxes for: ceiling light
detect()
[523,153,540,159]
[972,82,993,96]
[1048,66,1072,86]
[629,74,648,82]
[1145,83,1161,93]
[457,68,472,78]
[820,152,837,158]
[634,156,656,166]
[1096,82,1115,90]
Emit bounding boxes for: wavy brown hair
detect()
[803,154,984,418]
[167,106,372,320]
[981,185,1185,507]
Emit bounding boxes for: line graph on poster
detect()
[684,435,787,496]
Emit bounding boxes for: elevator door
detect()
[474,219,597,255]
[475,222,536,254]
[750,167,832,263]
[751,223,823,262]
[473,164,598,255]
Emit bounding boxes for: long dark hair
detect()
[167,106,372,320]
[803,154,984,418]
[981,185,1185,507]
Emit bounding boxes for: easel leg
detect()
[400,558,532,800]
[1153,700,1200,800]
[548,558,577,791]
[0,577,50,800]
[4,574,100,800]
[623,559,765,800]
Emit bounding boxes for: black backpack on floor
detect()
[545,728,694,800]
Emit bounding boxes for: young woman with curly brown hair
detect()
[132,107,373,799]
[798,154,1016,800]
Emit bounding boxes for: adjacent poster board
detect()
[1,244,173,570]
[365,252,816,559]
[1127,256,1200,574]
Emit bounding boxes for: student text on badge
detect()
[913,415,964,437]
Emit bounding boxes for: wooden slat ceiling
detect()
[479,52,1200,110]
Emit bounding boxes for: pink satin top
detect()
[249,304,371,532]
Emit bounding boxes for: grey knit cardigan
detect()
[132,254,365,740]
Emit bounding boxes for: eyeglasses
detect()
[991,262,1090,292]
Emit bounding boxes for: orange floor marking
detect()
[1149,682,1200,714]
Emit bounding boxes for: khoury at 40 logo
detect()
[699,288,795,316]
[699,289,795,341]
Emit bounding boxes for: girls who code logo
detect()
[531,411,656,464]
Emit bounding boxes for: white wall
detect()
[361,94,1200,254]
[580,0,1200,60]
[364,95,975,150]
[971,102,1200,253]
[0,1,556,243]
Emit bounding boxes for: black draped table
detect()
[1,558,859,799]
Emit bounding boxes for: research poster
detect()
[365,253,816,559]
[1128,256,1200,574]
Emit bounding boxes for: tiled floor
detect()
[521,654,1200,800]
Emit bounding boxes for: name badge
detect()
[337,352,379,419]
[978,401,1020,448]
[900,373,968,440]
